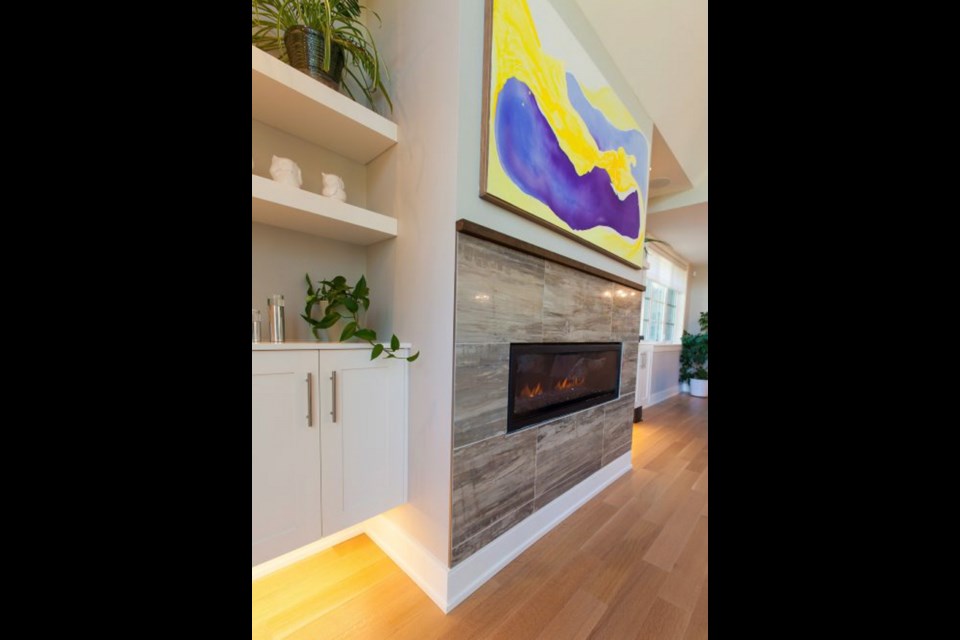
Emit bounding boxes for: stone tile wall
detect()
[451,233,642,565]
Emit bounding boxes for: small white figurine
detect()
[270,156,302,189]
[321,172,347,201]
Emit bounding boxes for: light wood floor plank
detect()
[640,468,700,525]
[251,393,708,640]
[582,519,661,605]
[643,490,709,570]
[635,597,691,640]
[485,553,603,639]
[677,437,706,462]
[535,588,607,640]
[686,448,709,473]
[658,516,709,612]
[682,579,709,640]
[585,560,669,639]
[692,466,708,494]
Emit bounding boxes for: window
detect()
[642,246,688,343]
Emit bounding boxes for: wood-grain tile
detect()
[455,234,545,344]
[611,287,643,339]
[453,343,509,448]
[620,340,638,396]
[602,394,635,465]
[542,261,613,342]
[451,499,535,566]
[452,428,537,548]
[534,406,604,508]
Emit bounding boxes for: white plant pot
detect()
[690,379,708,397]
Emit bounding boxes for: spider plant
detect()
[252,0,393,113]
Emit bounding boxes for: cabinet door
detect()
[252,351,322,566]
[319,349,408,535]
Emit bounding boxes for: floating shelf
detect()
[252,175,397,246]
[251,46,398,164]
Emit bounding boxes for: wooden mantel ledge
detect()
[455,219,645,292]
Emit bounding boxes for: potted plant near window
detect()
[679,311,708,397]
[251,0,393,113]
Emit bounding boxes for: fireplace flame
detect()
[520,382,543,398]
[555,375,585,391]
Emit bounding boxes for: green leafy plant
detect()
[679,311,708,383]
[251,0,393,112]
[302,274,419,362]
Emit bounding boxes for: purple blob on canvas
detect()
[565,72,648,204]
[494,77,640,238]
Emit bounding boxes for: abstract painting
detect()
[480,0,649,269]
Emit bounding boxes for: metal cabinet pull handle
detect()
[306,373,314,427]
[330,371,338,423]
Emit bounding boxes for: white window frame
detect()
[640,243,690,346]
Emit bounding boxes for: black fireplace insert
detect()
[507,342,621,433]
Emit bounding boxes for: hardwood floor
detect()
[252,393,708,639]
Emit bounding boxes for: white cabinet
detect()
[319,349,408,535]
[251,351,322,566]
[251,346,409,566]
[635,344,653,409]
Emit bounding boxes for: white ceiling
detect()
[573,0,708,265]
[646,202,708,267]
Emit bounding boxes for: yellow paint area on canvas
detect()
[580,84,641,132]
[489,0,638,195]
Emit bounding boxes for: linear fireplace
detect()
[507,342,621,433]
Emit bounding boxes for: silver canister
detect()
[267,295,285,343]
[252,308,262,344]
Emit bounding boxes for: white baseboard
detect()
[251,522,366,580]
[648,385,680,407]
[445,452,633,612]
[364,513,451,611]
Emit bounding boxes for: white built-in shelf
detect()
[252,175,397,246]
[251,46,398,164]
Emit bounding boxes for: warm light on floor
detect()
[252,534,403,639]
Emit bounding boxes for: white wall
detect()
[364,0,460,566]
[455,0,654,287]
[252,119,369,209]
[685,264,707,335]
[252,223,367,342]
[650,346,681,403]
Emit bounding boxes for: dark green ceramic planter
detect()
[283,25,345,89]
